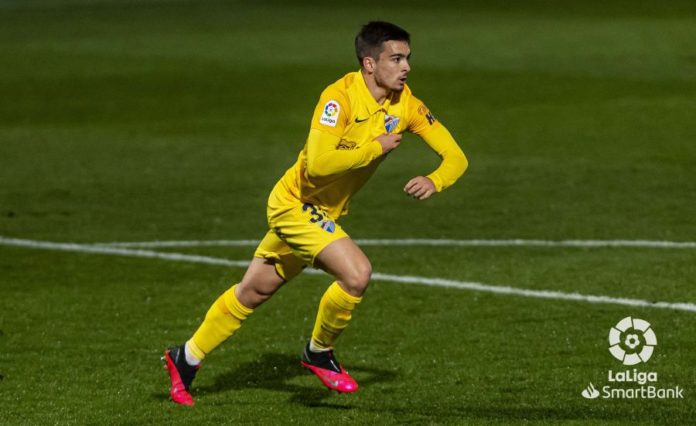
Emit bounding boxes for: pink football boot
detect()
[163,346,200,406]
[301,343,359,393]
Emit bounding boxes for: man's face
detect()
[372,40,411,92]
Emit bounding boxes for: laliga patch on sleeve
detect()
[319,100,340,127]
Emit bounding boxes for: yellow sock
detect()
[189,284,253,360]
[311,282,362,351]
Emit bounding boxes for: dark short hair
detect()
[355,21,410,66]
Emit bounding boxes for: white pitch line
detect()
[1,235,695,313]
[0,236,250,268]
[369,273,696,313]
[357,239,696,249]
[96,238,696,249]
[102,240,261,248]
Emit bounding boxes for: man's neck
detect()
[361,69,390,105]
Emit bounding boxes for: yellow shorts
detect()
[253,196,348,281]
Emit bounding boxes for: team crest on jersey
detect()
[319,100,340,127]
[320,219,336,233]
[384,114,400,133]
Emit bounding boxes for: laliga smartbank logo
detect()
[608,316,656,365]
[580,317,683,400]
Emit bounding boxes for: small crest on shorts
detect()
[320,219,336,233]
[384,114,400,133]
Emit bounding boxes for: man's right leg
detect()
[165,257,285,406]
[187,257,286,361]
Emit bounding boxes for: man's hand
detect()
[375,133,402,154]
[404,176,436,200]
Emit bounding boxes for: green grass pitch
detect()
[1,0,695,424]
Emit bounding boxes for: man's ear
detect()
[363,57,375,73]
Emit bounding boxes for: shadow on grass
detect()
[155,352,398,409]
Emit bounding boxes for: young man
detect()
[164,21,468,406]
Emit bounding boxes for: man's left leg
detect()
[266,202,368,392]
[301,237,372,393]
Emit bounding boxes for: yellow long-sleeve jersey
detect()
[270,71,468,220]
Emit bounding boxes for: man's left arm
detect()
[405,99,468,200]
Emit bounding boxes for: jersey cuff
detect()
[365,140,383,158]
[425,173,444,192]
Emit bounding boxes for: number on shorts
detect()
[302,203,324,223]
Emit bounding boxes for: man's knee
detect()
[236,263,284,308]
[236,282,272,308]
[339,260,372,295]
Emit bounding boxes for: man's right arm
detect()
[305,131,401,178]
[305,85,401,178]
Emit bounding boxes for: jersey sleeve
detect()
[405,95,442,136]
[305,129,383,178]
[421,124,468,192]
[405,95,467,192]
[310,85,351,138]
[305,84,382,177]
